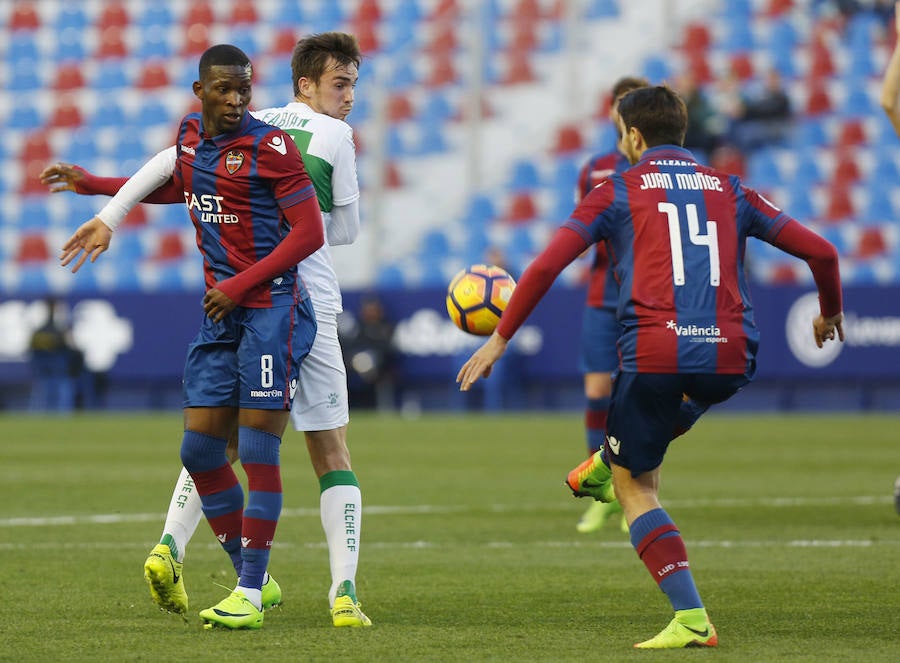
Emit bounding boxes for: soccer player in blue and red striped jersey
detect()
[458,86,844,649]
[573,76,646,534]
[60,45,325,630]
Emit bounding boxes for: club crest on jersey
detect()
[225,150,244,174]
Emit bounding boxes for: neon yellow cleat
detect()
[331,580,372,627]
[634,617,718,649]
[143,544,188,615]
[200,591,263,630]
[565,451,615,502]
[575,500,623,533]
[261,574,282,610]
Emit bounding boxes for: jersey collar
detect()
[636,145,697,166]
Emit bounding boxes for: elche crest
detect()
[445,264,516,336]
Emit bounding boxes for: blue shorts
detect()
[606,372,750,476]
[183,300,316,410]
[579,306,620,373]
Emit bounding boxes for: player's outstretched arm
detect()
[813,312,844,348]
[881,1,900,136]
[456,332,508,391]
[60,217,112,272]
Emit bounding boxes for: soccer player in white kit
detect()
[41,32,371,627]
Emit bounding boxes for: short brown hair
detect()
[616,85,688,147]
[291,32,362,97]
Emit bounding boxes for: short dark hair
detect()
[616,85,688,147]
[291,32,362,97]
[611,76,650,101]
[198,44,251,80]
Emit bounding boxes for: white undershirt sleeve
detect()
[96,146,178,230]
[326,200,360,246]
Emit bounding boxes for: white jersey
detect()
[255,102,360,317]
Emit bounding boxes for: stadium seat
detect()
[835,118,867,148]
[97,2,130,29]
[87,99,128,130]
[832,152,861,184]
[585,0,621,18]
[153,233,185,261]
[8,2,40,30]
[91,61,131,90]
[426,24,459,54]
[15,234,50,263]
[729,52,755,81]
[353,0,383,24]
[53,28,87,62]
[136,61,170,90]
[18,132,52,162]
[7,59,43,91]
[353,20,380,53]
[48,96,83,129]
[51,61,85,91]
[681,22,712,56]
[53,6,89,31]
[13,197,54,230]
[552,124,584,155]
[503,192,538,223]
[139,4,175,29]
[183,1,216,26]
[426,53,458,87]
[7,99,43,131]
[414,117,449,154]
[311,2,346,29]
[137,28,174,60]
[807,38,835,79]
[823,183,855,222]
[507,159,542,192]
[804,82,833,116]
[229,2,259,24]
[501,50,537,85]
[61,129,102,164]
[839,83,877,118]
[387,94,415,122]
[182,23,211,56]
[856,227,888,258]
[861,186,895,222]
[95,26,129,59]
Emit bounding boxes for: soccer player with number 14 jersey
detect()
[458,86,843,649]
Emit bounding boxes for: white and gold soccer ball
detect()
[445,264,516,336]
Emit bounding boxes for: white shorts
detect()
[289,312,350,432]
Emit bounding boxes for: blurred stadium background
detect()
[1,0,899,412]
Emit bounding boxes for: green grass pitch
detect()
[2,412,899,662]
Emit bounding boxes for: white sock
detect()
[320,483,362,607]
[236,585,262,610]
[160,466,203,563]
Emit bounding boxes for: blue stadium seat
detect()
[420,92,455,123]
[53,28,87,62]
[507,159,541,192]
[53,6,89,31]
[7,59,43,91]
[746,148,784,190]
[376,264,407,288]
[415,117,448,155]
[138,4,176,28]
[460,194,498,229]
[5,32,40,64]
[87,99,128,130]
[790,118,829,149]
[132,97,173,127]
[641,54,672,83]
[390,0,423,24]
[61,129,102,163]
[585,0,620,18]
[91,61,131,90]
[6,99,43,130]
[136,28,173,59]
[839,83,877,118]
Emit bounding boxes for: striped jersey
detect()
[565,146,790,376]
[253,102,360,316]
[576,149,631,310]
[173,111,316,308]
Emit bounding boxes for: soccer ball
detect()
[446,264,516,336]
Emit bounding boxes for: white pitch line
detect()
[1,538,897,553]
[0,495,893,528]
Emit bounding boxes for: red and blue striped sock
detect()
[180,430,244,575]
[237,426,282,594]
[630,508,703,611]
[585,397,609,455]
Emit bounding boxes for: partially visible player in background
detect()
[879,0,900,517]
[458,85,844,648]
[572,76,647,534]
[42,33,372,626]
[59,44,326,630]
[572,76,708,535]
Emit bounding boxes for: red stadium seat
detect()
[681,22,712,55]
[426,53,458,86]
[511,0,543,20]
[552,124,584,154]
[770,262,799,284]
[229,2,259,24]
[353,0,383,24]
[19,132,52,162]
[804,82,833,116]
[16,234,50,263]
[51,62,85,91]
[183,1,215,26]
[154,233,185,261]
[97,2,129,29]
[765,0,794,16]
[385,161,403,189]
[353,20,380,53]
[182,23,211,56]
[137,61,170,90]
[48,96,83,129]
[387,94,414,121]
[710,145,746,179]
[270,29,298,56]
[504,192,538,223]
[510,21,539,52]
[96,26,128,59]
[430,0,459,20]
[856,227,888,258]
[425,25,458,54]
[9,2,40,30]
[808,38,835,80]
[729,52,754,81]
[687,52,713,85]
[502,50,536,84]
[832,152,861,184]
[836,119,867,148]
[823,183,855,222]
